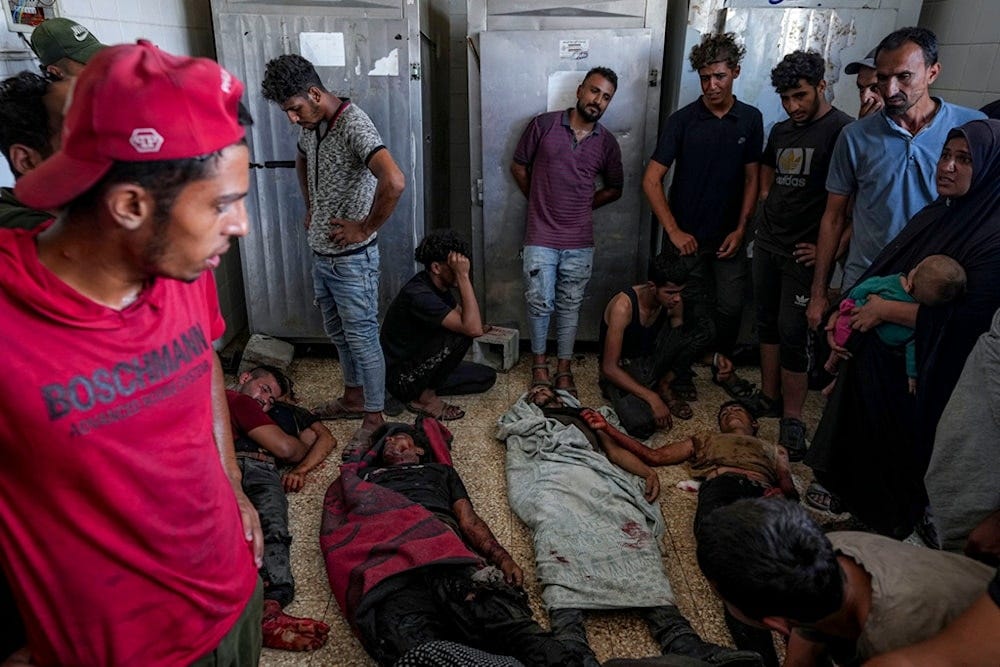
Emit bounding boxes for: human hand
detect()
[712,353,734,383]
[648,396,673,430]
[283,471,307,493]
[667,228,698,256]
[716,229,744,259]
[329,218,370,246]
[232,482,264,567]
[850,294,885,332]
[793,242,817,267]
[825,311,852,361]
[907,378,917,395]
[859,96,883,118]
[580,408,609,431]
[644,471,661,502]
[499,556,524,587]
[447,251,471,278]
[807,294,829,330]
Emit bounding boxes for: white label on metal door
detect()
[559,39,589,60]
[368,48,399,76]
[300,32,346,67]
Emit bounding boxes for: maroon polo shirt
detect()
[513,109,623,249]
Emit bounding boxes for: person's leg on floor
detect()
[355,571,450,666]
[642,605,761,666]
[553,247,594,395]
[602,358,659,439]
[437,567,576,667]
[549,608,601,667]
[524,246,558,386]
[387,330,474,419]
[437,361,498,396]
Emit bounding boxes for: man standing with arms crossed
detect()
[642,33,763,404]
[806,27,984,329]
[511,66,623,395]
[262,54,405,452]
[751,51,852,459]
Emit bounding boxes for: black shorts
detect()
[752,245,814,373]
[693,473,769,538]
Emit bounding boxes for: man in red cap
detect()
[0,41,264,666]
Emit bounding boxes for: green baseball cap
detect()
[31,18,106,67]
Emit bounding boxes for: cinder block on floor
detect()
[238,334,295,376]
[467,326,519,371]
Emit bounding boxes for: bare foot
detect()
[262,600,330,651]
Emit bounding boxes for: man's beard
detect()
[576,101,602,123]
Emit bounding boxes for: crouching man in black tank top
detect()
[599,252,734,439]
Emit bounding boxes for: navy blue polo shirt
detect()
[651,97,763,247]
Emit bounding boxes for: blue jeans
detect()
[523,245,594,359]
[312,245,385,412]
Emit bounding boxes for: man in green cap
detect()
[30,17,106,80]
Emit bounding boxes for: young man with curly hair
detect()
[380,230,496,422]
[642,33,763,405]
[750,51,852,457]
[261,54,405,452]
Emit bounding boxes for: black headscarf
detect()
[808,119,1000,537]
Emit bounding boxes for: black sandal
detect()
[712,369,756,399]
[669,378,698,402]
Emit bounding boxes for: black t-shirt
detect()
[651,97,764,247]
[362,463,469,527]
[756,107,853,256]
[380,271,457,365]
[990,569,1000,607]
[233,400,318,454]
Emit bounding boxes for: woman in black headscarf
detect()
[807,119,1000,538]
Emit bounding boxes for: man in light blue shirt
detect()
[806,27,984,329]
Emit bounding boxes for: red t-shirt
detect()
[227,389,274,452]
[0,228,257,666]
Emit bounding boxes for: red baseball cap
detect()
[16,40,246,211]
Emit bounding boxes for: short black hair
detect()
[715,400,757,434]
[0,71,52,173]
[689,33,746,71]
[261,54,325,105]
[696,499,845,623]
[876,27,938,68]
[584,66,618,92]
[373,424,432,464]
[414,230,470,269]
[248,364,293,401]
[770,51,825,92]
[648,252,689,287]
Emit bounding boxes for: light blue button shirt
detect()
[826,99,985,288]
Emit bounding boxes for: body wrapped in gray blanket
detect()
[498,396,675,611]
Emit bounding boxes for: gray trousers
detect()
[238,457,294,607]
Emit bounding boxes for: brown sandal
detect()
[406,401,466,421]
[553,371,578,398]
[531,362,552,387]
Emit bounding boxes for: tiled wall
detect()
[0,0,247,347]
[919,0,1000,109]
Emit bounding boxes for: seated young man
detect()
[380,230,496,421]
[599,252,734,438]
[697,499,994,666]
[228,366,336,651]
[353,424,576,666]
